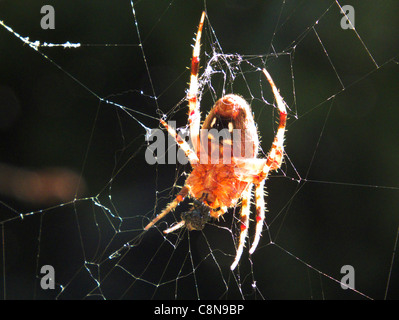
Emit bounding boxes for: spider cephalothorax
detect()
[144,11,287,270]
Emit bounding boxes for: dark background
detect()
[0,0,398,300]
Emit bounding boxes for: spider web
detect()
[0,0,399,304]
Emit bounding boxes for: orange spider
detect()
[144,11,287,270]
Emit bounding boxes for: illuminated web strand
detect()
[0,20,80,50]
[335,0,378,68]
[0,20,152,135]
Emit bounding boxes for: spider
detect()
[144,11,287,270]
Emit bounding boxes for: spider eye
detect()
[181,200,210,231]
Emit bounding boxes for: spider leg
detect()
[235,68,287,178]
[144,186,189,231]
[163,220,186,234]
[144,13,205,232]
[188,11,205,156]
[233,68,287,175]
[249,179,266,254]
[230,184,252,271]
[244,69,286,253]
[262,68,287,172]
[160,119,199,164]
